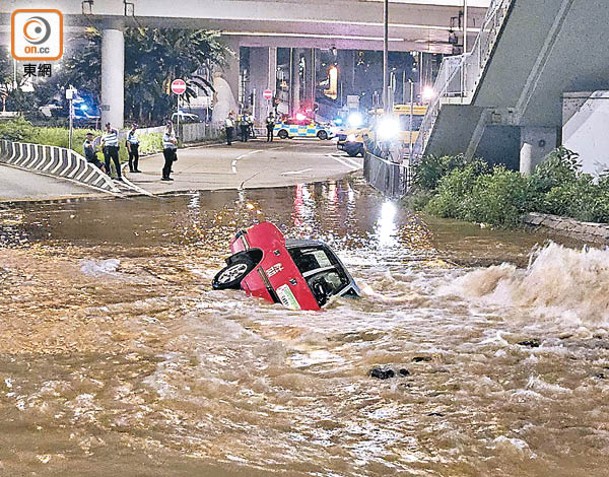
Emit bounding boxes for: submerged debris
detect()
[518,339,541,348]
[369,367,410,380]
[0,224,29,248]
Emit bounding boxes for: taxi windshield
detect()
[289,246,350,297]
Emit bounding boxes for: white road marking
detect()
[232,149,262,173]
[281,168,313,176]
[326,154,362,171]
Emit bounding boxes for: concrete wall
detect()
[474,0,564,110]
[475,125,520,169]
[563,91,609,176]
[524,212,609,243]
[426,105,483,157]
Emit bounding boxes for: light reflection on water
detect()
[0,177,608,476]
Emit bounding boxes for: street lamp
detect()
[408,79,414,158]
[422,86,435,103]
[383,0,389,113]
[66,85,77,151]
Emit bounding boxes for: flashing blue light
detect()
[80,104,88,111]
[334,118,343,125]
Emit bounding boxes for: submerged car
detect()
[212,222,360,310]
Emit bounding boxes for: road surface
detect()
[0,164,94,202]
[127,138,362,194]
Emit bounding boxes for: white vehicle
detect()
[171,111,200,123]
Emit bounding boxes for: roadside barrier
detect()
[363,146,411,198]
[179,122,222,144]
[0,139,121,194]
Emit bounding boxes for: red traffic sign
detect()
[171,78,187,95]
[263,89,273,100]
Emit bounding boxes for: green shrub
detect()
[530,146,579,193]
[0,118,167,163]
[138,132,163,155]
[412,154,466,191]
[542,174,609,223]
[424,162,483,218]
[0,117,36,141]
[465,167,533,226]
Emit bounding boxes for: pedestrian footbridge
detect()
[415,0,609,175]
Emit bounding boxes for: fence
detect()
[363,149,410,198]
[179,122,223,144]
[412,0,514,159]
[0,139,120,194]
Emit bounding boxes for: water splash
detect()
[452,242,609,324]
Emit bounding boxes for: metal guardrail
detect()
[413,0,514,160]
[0,139,121,194]
[363,148,411,198]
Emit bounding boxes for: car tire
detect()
[277,129,288,139]
[317,130,328,140]
[212,256,255,290]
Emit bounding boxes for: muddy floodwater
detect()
[1,177,608,476]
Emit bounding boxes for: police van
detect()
[274,118,334,140]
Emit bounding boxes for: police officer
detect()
[265,113,275,142]
[161,120,177,181]
[126,123,141,173]
[225,111,235,145]
[83,132,105,172]
[101,122,122,181]
[239,113,249,142]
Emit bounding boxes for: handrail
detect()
[412,0,514,160]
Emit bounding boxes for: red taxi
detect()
[212,222,360,310]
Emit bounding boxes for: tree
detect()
[43,27,229,124]
[0,48,34,113]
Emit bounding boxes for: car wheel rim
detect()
[218,263,248,283]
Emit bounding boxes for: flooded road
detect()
[1,177,608,476]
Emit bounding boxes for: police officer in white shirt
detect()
[126,123,141,173]
[101,122,122,181]
[161,120,177,181]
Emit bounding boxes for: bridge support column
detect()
[519,126,558,175]
[290,48,302,115]
[249,47,277,124]
[101,27,125,128]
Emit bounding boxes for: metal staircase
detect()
[412,0,514,160]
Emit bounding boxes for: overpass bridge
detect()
[1,0,490,126]
[416,0,609,175]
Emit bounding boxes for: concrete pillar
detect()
[519,126,558,175]
[339,49,355,100]
[249,46,277,124]
[290,48,301,115]
[307,49,316,112]
[101,27,124,128]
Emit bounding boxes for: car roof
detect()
[285,239,326,249]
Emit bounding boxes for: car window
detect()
[307,269,350,304]
[291,247,333,274]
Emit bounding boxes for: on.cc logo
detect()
[11,9,63,61]
[23,16,52,45]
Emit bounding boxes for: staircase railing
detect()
[412,0,514,160]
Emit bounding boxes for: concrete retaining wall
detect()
[0,139,120,194]
[524,212,609,244]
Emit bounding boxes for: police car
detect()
[274,118,334,140]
